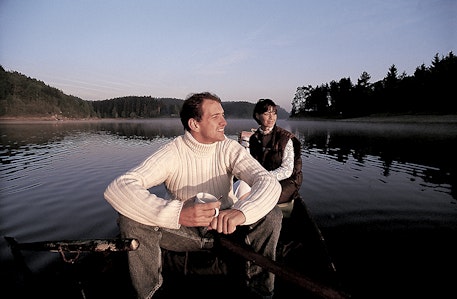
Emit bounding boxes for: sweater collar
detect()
[258,124,276,135]
[183,130,218,155]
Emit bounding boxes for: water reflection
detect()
[285,120,457,200]
[1,119,456,199]
[0,119,184,148]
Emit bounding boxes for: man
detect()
[104,92,282,298]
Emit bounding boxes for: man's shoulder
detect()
[157,135,183,152]
[221,136,240,146]
[218,137,247,154]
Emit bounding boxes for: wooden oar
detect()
[218,235,350,299]
[4,237,139,253]
[4,236,139,264]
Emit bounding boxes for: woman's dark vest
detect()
[249,126,303,202]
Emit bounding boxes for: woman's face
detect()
[256,105,277,129]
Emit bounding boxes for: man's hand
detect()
[179,199,221,227]
[208,209,246,234]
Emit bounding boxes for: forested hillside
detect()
[0,66,95,119]
[0,66,287,119]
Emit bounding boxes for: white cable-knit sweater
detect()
[104,131,281,229]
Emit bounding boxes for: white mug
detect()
[194,192,219,204]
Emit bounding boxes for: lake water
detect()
[1,118,456,299]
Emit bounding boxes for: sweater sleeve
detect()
[227,141,281,225]
[269,138,294,180]
[104,142,183,229]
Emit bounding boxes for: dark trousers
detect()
[118,206,283,299]
[278,178,299,204]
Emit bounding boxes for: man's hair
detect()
[253,98,277,125]
[180,92,222,131]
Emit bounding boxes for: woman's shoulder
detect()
[275,126,295,138]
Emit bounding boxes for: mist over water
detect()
[1,119,456,298]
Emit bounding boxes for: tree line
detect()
[90,96,182,118]
[291,52,456,118]
[1,51,455,119]
[0,66,287,119]
[0,67,187,119]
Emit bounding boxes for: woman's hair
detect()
[180,92,222,131]
[252,98,277,125]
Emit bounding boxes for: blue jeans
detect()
[118,206,283,299]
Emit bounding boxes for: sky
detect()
[1,1,455,112]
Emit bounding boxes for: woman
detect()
[238,99,303,205]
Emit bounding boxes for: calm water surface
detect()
[1,118,456,298]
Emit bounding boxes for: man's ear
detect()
[188,118,199,131]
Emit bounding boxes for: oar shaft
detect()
[4,237,139,253]
[218,236,349,299]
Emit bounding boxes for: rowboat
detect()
[4,196,349,299]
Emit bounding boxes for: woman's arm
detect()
[269,138,294,180]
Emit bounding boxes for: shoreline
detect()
[1,114,457,124]
[292,113,457,123]
[337,114,457,123]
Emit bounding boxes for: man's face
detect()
[191,99,227,144]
